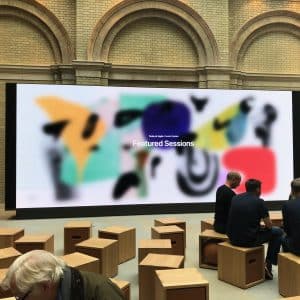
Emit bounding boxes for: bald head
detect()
[226,172,241,189]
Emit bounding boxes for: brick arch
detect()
[0,0,74,64]
[88,0,219,66]
[231,10,300,70]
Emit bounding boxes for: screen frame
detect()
[5,83,300,218]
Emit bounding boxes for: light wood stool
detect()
[278,252,300,297]
[139,253,184,300]
[138,239,172,263]
[218,241,264,288]
[75,237,118,277]
[64,221,92,254]
[110,278,130,300]
[200,219,214,232]
[154,218,186,247]
[61,252,99,273]
[151,225,184,256]
[98,226,135,263]
[155,268,209,300]
[14,234,54,253]
[199,229,228,269]
[0,228,24,249]
[0,247,21,268]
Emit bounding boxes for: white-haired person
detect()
[1,249,125,300]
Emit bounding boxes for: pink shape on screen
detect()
[222,146,276,194]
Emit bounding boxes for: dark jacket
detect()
[60,267,125,300]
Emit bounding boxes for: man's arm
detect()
[262,216,272,229]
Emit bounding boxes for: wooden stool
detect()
[0,228,24,249]
[200,218,214,232]
[269,211,283,227]
[98,226,135,263]
[75,238,118,277]
[151,225,184,256]
[139,253,184,300]
[14,234,54,253]
[155,268,209,300]
[64,221,92,254]
[0,247,21,268]
[278,252,300,297]
[218,241,264,288]
[138,239,172,263]
[110,278,130,300]
[199,230,228,269]
[154,218,186,247]
[0,268,13,298]
[61,252,99,273]
[281,297,300,300]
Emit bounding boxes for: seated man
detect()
[214,171,241,234]
[282,178,300,255]
[1,249,125,300]
[227,179,283,280]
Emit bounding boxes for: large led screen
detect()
[14,84,293,209]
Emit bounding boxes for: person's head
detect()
[226,172,241,189]
[290,178,300,198]
[1,250,65,300]
[245,179,262,196]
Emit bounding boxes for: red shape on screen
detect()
[222,146,276,194]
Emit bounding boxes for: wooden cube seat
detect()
[0,228,24,249]
[138,239,172,263]
[110,278,130,300]
[155,268,209,300]
[199,229,228,269]
[278,252,300,297]
[98,226,135,263]
[75,237,118,277]
[218,241,264,288]
[0,247,21,269]
[61,252,99,273]
[151,225,184,256]
[14,234,54,253]
[64,221,92,254]
[139,253,184,300]
[154,218,186,247]
[200,218,214,232]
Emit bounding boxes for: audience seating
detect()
[75,237,118,277]
[151,225,184,256]
[200,219,214,232]
[154,218,186,247]
[139,253,184,300]
[0,228,24,249]
[199,229,228,269]
[98,226,135,263]
[61,251,99,273]
[14,234,54,253]
[155,267,209,300]
[0,247,21,269]
[138,239,172,263]
[278,252,300,297]
[110,278,130,300]
[218,241,264,288]
[64,221,92,254]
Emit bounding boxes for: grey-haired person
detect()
[1,249,125,300]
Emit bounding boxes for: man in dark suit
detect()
[214,171,241,234]
[227,179,283,280]
[282,178,300,255]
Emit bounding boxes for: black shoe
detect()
[264,265,273,280]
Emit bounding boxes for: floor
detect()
[0,209,285,300]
